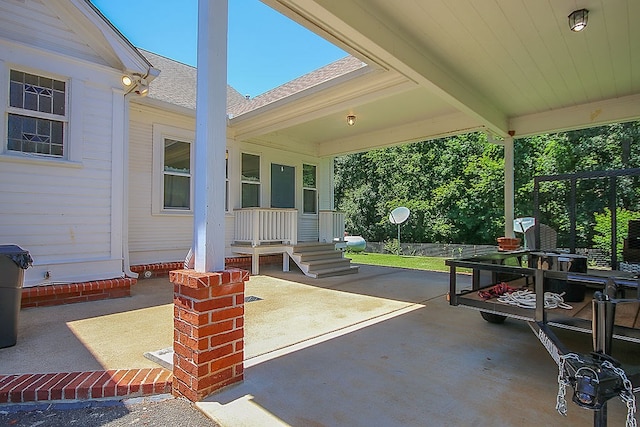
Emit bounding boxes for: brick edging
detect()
[21,278,136,309]
[131,254,283,279]
[0,368,172,404]
[18,253,282,309]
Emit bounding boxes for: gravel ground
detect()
[0,395,219,427]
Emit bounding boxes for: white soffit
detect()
[263,0,640,138]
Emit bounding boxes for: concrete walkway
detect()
[1,264,636,425]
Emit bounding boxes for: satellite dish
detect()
[389,207,410,255]
[513,217,536,233]
[514,217,536,249]
[389,206,410,225]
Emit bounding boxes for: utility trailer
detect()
[447,251,639,426]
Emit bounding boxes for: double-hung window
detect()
[152,125,194,214]
[163,139,192,210]
[303,163,317,214]
[241,153,260,208]
[7,70,66,157]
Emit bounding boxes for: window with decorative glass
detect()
[7,70,66,157]
[163,138,191,210]
[303,164,317,214]
[241,153,260,208]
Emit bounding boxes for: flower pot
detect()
[497,237,521,251]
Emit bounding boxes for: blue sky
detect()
[91,0,347,98]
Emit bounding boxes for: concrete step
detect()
[287,242,358,279]
[313,265,360,279]
[305,258,352,270]
[294,250,344,262]
[291,243,336,253]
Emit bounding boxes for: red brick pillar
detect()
[169,268,247,401]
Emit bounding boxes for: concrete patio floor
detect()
[1,264,637,425]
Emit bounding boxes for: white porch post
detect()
[504,136,515,237]
[319,157,335,211]
[193,0,228,272]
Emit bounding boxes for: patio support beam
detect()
[504,136,515,237]
[193,0,228,272]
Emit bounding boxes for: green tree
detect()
[593,208,640,262]
[335,121,640,247]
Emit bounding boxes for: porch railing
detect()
[319,210,345,243]
[234,208,298,247]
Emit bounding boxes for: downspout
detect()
[122,90,138,279]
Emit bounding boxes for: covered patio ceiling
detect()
[230,0,640,157]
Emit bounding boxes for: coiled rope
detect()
[497,289,573,310]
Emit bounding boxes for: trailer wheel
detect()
[480,312,507,324]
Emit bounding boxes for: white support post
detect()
[252,210,260,247]
[193,0,228,272]
[252,254,259,276]
[504,136,515,237]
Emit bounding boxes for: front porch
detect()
[231,208,358,277]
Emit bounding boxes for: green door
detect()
[271,163,295,208]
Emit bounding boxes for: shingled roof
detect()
[228,56,366,116]
[139,49,366,117]
[139,49,248,112]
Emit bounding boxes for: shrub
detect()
[383,238,400,255]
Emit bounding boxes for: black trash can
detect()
[0,244,32,348]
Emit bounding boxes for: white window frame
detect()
[302,163,318,215]
[225,149,230,212]
[241,152,261,208]
[152,124,194,215]
[4,67,70,160]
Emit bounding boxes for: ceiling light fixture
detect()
[346,115,356,126]
[568,9,589,32]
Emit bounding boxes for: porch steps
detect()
[288,243,359,278]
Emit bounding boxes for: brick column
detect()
[170,268,247,401]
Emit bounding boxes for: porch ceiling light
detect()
[346,115,356,126]
[568,9,588,32]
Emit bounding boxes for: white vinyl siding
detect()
[0,78,118,284]
[129,106,195,264]
[298,216,319,242]
[0,0,110,67]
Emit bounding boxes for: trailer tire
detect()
[480,311,507,324]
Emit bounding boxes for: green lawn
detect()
[346,252,466,272]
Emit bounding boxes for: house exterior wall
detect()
[0,1,127,286]
[128,102,335,265]
[0,0,109,67]
[128,104,195,265]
